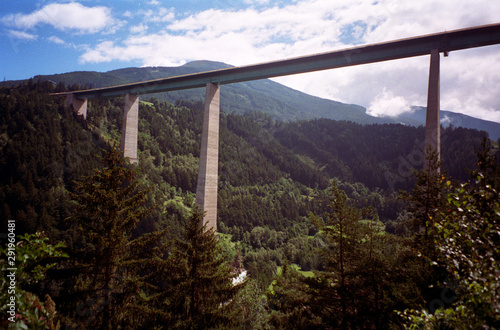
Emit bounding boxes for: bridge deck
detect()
[52,23,500,100]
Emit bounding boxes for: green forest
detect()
[0,80,499,329]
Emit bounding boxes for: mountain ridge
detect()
[4,60,499,139]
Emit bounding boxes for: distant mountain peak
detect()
[180,60,234,71]
[389,106,500,140]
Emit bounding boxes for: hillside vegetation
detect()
[1,80,499,328]
[5,61,500,140]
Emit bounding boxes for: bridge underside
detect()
[58,23,500,231]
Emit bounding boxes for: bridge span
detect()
[53,23,500,231]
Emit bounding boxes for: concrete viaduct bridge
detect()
[53,23,500,231]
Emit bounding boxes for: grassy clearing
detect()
[268,263,315,293]
[276,263,315,278]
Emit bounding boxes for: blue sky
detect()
[1,0,500,123]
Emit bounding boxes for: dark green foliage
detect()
[274,119,487,190]
[309,182,404,328]
[267,263,324,329]
[1,80,497,328]
[164,208,245,329]
[267,183,421,329]
[61,147,155,329]
[0,81,103,237]
[233,279,270,329]
[401,146,444,242]
[311,182,368,327]
[395,147,452,320]
[401,139,500,328]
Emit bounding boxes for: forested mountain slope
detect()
[0,81,491,234]
[2,80,499,328]
[274,119,488,190]
[4,60,499,139]
[0,79,491,253]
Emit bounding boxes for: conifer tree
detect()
[403,146,444,243]
[307,181,395,328]
[399,146,449,311]
[166,208,245,329]
[402,138,500,328]
[62,146,158,329]
[310,181,367,327]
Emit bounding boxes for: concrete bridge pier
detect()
[195,83,220,231]
[66,93,88,119]
[424,48,441,170]
[121,93,139,164]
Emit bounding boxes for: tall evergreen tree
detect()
[309,181,374,327]
[402,138,500,328]
[61,146,156,329]
[166,208,245,329]
[399,146,450,312]
[402,146,444,243]
[306,181,402,328]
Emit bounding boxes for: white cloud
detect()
[1,2,121,34]
[441,115,452,126]
[367,89,411,117]
[76,0,500,122]
[139,7,175,23]
[130,23,148,34]
[80,41,122,63]
[7,29,37,40]
[48,36,65,44]
[439,47,500,123]
[244,0,271,5]
[363,0,499,43]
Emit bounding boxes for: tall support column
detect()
[66,93,87,119]
[121,93,139,164]
[424,48,440,170]
[196,83,220,232]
